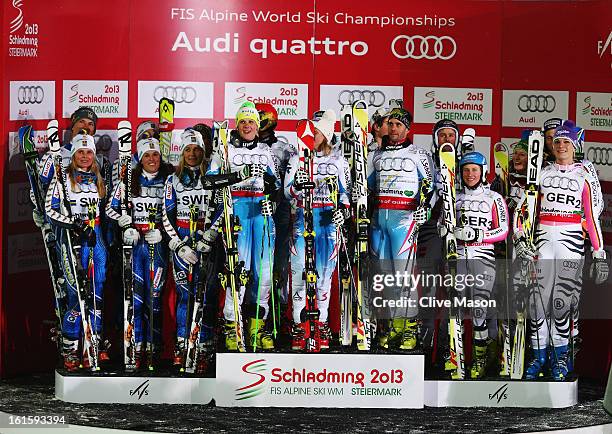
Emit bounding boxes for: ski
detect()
[493,141,512,376]
[217,120,247,353]
[352,100,373,351]
[325,176,354,348]
[439,141,464,380]
[158,97,175,163]
[19,125,65,351]
[511,130,544,380]
[146,205,157,371]
[47,120,100,371]
[340,104,354,171]
[117,121,137,372]
[297,119,320,352]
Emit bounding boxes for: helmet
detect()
[432,119,459,146]
[255,103,278,132]
[370,107,390,127]
[459,151,488,184]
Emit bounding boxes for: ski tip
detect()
[352,99,368,110]
[118,120,132,130]
[494,142,508,152]
[440,143,455,153]
[46,119,59,130]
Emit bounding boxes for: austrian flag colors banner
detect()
[216,354,424,408]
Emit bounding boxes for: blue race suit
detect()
[163,167,248,344]
[285,150,350,323]
[207,131,281,321]
[45,170,108,342]
[367,137,433,319]
[107,170,168,349]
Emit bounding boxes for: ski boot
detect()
[379,318,407,349]
[97,336,111,363]
[248,318,274,351]
[525,347,548,380]
[317,321,331,350]
[195,342,214,374]
[399,320,419,350]
[550,345,569,381]
[133,342,143,370]
[62,338,80,373]
[173,337,186,366]
[470,340,488,379]
[291,322,307,351]
[224,322,238,351]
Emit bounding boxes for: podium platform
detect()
[425,378,578,408]
[55,370,215,404]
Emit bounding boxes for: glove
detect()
[123,227,140,246]
[144,228,162,245]
[590,250,609,285]
[239,164,265,180]
[118,214,132,228]
[261,199,276,217]
[32,209,45,228]
[413,206,430,226]
[454,226,484,242]
[514,236,536,261]
[170,236,198,265]
[195,228,218,253]
[294,169,315,191]
[332,209,345,227]
[72,218,96,247]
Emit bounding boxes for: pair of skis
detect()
[47,120,100,371]
[510,131,544,379]
[216,121,248,353]
[19,125,65,353]
[296,120,320,352]
[338,100,374,351]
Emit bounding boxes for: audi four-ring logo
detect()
[391,35,457,60]
[374,157,417,172]
[315,163,340,176]
[154,86,196,103]
[232,154,269,166]
[541,175,580,191]
[587,147,612,166]
[457,199,491,213]
[517,95,556,113]
[338,90,385,107]
[18,86,44,104]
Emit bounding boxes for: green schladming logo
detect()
[235,359,267,401]
[582,96,592,116]
[423,91,435,109]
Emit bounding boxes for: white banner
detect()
[138,81,214,119]
[9,81,55,120]
[413,134,491,161]
[413,87,492,125]
[224,82,308,120]
[319,85,404,120]
[216,353,424,408]
[576,91,612,131]
[502,90,569,128]
[62,80,128,118]
[584,141,612,182]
